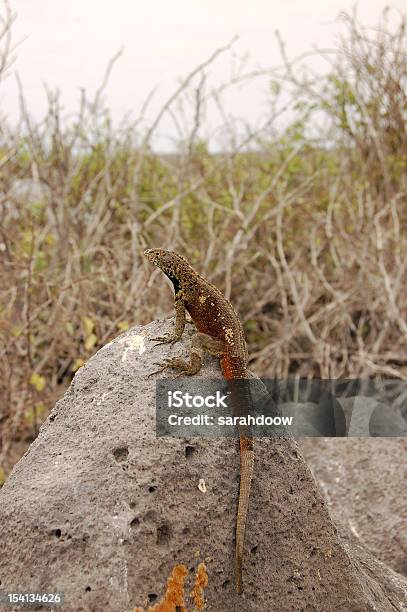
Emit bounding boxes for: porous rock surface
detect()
[301,436,407,578]
[0,320,406,611]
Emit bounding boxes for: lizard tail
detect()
[236,438,254,594]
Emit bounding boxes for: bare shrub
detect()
[0,8,406,476]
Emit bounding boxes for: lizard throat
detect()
[164,270,181,294]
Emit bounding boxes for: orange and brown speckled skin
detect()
[144,249,254,594]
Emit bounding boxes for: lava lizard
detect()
[144,248,254,594]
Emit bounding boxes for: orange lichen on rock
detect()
[189,562,208,610]
[148,564,188,612]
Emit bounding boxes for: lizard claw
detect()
[172,371,189,379]
[151,335,168,344]
[147,358,176,377]
[151,335,179,347]
[148,357,192,378]
[148,366,167,377]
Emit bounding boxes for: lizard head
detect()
[144,249,192,291]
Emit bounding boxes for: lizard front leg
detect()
[152,293,186,346]
[150,332,226,377]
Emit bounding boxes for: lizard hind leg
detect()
[149,332,225,378]
[148,353,201,378]
[171,332,226,377]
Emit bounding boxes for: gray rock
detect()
[339,396,407,437]
[301,436,407,579]
[0,320,406,611]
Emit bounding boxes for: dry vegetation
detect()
[0,5,406,478]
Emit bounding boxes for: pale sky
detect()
[1,1,405,149]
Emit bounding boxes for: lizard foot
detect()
[151,335,180,347]
[148,357,193,378]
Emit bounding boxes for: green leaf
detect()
[84,333,97,351]
[72,358,86,372]
[83,316,95,336]
[117,321,130,331]
[29,373,46,392]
